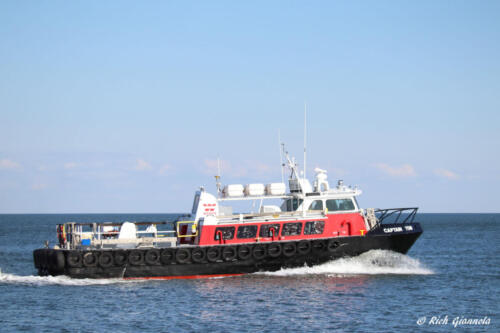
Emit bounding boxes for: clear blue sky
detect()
[1,1,499,213]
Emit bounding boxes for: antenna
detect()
[215,157,222,195]
[279,129,284,183]
[303,102,307,180]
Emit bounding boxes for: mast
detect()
[302,103,307,218]
[215,157,222,196]
[279,129,284,183]
[303,103,307,180]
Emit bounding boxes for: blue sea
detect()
[0,213,498,332]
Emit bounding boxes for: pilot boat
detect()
[33,149,422,279]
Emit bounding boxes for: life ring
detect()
[176,248,191,264]
[82,252,97,267]
[327,239,340,252]
[222,246,237,261]
[237,245,252,260]
[160,249,175,264]
[252,244,267,260]
[128,250,144,266]
[282,242,297,257]
[145,249,161,265]
[312,239,326,253]
[297,240,311,255]
[191,248,206,263]
[206,247,221,263]
[66,251,82,268]
[267,243,282,258]
[98,252,114,268]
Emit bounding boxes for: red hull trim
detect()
[123,273,245,280]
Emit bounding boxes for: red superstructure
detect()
[176,151,376,248]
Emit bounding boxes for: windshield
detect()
[281,198,303,212]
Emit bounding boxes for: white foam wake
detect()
[0,269,135,286]
[259,250,434,276]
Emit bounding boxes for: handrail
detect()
[57,221,177,249]
[75,230,176,237]
[374,207,418,227]
[61,221,173,227]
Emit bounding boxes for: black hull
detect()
[33,223,422,279]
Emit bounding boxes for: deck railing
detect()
[373,207,418,228]
[57,221,177,249]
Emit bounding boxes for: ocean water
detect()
[0,213,498,332]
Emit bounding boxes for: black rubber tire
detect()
[128,250,144,266]
[327,239,340,252]
[50,250,65,272]
[267,243,282,258]
[312,239,326,253]
[252,244,267,260]
[82,252,97,267]
[282,242,297,257]
[114,251,128,266]
[98,252,114,268]
[176,248,191,264]
[237,245,252,260]
[191,248,206,263]
[221,246,237,262]
[145,249,161,265]
[297,240,311,255]
[160,249,175,265]
[66,251,82,268]
[206,247,221,263]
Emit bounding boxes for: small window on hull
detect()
[259,224,280,237]
[281,222,302,236]
[237,225,258,239]
[214,227,235,240]
[304,221,325,235]
[326,199,355,212]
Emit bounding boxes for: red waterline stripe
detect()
[124,273,245,280]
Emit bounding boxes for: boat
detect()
[33,147,423,279]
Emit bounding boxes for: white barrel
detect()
[244,183,265,196]
[223,184,244,197]
[265,183,286,196]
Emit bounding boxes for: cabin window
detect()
[191,193,200,214]
[283,198,303,212]
[237,225,258,239]
[326,199,355,212]
[214,227,235,240]
[281,222,302,236]
[308,200,323,211]
[304,221,325,235]
[259,224,280,237]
